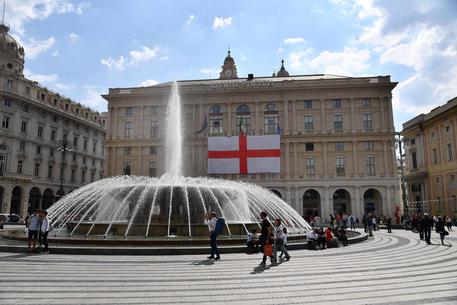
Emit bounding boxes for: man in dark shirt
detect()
[421,213,433,244]
[259,211,275,266]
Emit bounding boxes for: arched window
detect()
[264,103,279,134]
[236,104,251,134]
[209,105,223,136]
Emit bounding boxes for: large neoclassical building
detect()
[104,51,400,219]
[0,24,106,216]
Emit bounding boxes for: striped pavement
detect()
[0,229,456,305]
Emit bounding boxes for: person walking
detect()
[362,214,368,233]
[446,216,453,231]
[367,215,374,237]
[273,219,290,262]
[435,216,448,246]
[349,214,356,230]
[418,214,424,240]
[279,227,288,258]
[421,213,433,245]
[204,212,220,260]
[259,212,275,266]
[385,215,392,233]
[39,210,50,254]
[27,210,41,253]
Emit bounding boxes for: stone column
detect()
[285,141,290,179]
[283,99,289,135]
[350,98,356,132]
[2,188,12,214]
[323,141,328,178]
[138,146,143,176]
[227,103,232,136]
[385,186,392,216]
[355,187,363,218]
[352,141,357,177]
[140,106,145,138]
[322,187,330,219]
[320,99,326,132]
[255,102,260,135]
[383,140,389,177]
[379,96,385,132]
[286,187,292,207]
[293,142,298,178]
[387,97,394,132]
[292,100,297,134]
[294,187,301,213]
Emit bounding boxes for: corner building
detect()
[0,25,107,216]
[104,52,399,220]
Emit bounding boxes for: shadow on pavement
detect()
[191,259,215,266]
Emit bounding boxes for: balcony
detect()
[405,165,428,179]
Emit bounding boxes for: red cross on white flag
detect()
[207,134,280,174]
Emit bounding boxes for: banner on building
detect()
[207,134,280,174]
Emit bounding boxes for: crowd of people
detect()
[405,213,453,246]
[25,209,51,254]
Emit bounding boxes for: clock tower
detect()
[219,49,238,79]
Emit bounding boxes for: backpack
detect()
[214,217,225,234]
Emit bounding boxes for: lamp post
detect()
[56,139,73,199]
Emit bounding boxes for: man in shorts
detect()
[27,210,41,252]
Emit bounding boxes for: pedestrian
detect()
[367,215,374,237]
[362,214,368,233]
[279,227,289,259]
[445,216,453,231]
[27,210,41,253]
[246,229,258,250]
[273,219,290,262]
[418,214,424,240]
[204,212,221,260]
[349,214,356,230]
[435,216,448,246]
[421,213,433,245]
[385,215,392,233]
[39,210,50,254]
[259,212,275,266]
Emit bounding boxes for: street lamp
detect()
[56,139,73,199]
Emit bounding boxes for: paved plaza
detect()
[0,229,456,305]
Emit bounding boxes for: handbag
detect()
[264,243,273,256]
[444,230,449,236]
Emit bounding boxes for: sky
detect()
[6,0,457,131]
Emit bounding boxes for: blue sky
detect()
[7,0,457,131]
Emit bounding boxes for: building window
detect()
[304,115,313,133]
[264,103,279,135]
[36,145,41,154]
[209,105,223,136]
[17,160,23,174]
[25,86,30,95]
[452,195,457,211]
[123,162,131,175]
[332,99,342,108]
[305,142,314,151]
[93,141,97,153]
[306,158,315,176]
[366,157,376,175]
[81,170,86,184]
[362,98,371,108]
[445,125,450,133]
[411,152,418,169]
[0,153,6,176]
[51,129,56,141]
[83,139,88,151]
[34,163,40,176]
[435,177,440,183]
[37,126,44,138]
[2,116,9,128]
[363,113,373,131]
[150,146,157,155]
[149,161,157,177]
[90,172,95,183]
[21,120,27,133]
[304,100,312,109]
[335,142,344,151]
[92,158,95,166]
[126,107,133,116]
[125,121,132,137]
[431,131,436,139]
[83,157,86,164]
[447,143,453,161]
[335,157,344,176]
[19,141,25,151]
[63,132,68,141]
[4,98,11,107]
[71,169,76,182]
[334,114,343,132]
[7,79,13,89]
[432,148,438,165]
[22,103,30,112]
[72,153,76,162]
[47,165,53,179]
[124,147,132,156]
[410,138,416,145]
[73,136,78,147]
[236,104,251,134]
[151,106,159,114]
[60,167,64,181]
[365,141,374,150]
[150,120,159,136]
[50,148,54,157]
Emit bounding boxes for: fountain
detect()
[46,81,311,240]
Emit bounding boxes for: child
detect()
[279,227,288,259]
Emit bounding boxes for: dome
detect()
[276,59,289,77]
[48,175,310,238]
[219,49,238,79]
[0,24,25,76]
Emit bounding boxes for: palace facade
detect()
[0,24,107,216]
[103,52,400,219]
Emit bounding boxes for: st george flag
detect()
[208,133,280,174]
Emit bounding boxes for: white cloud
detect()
[283,37,306,45]
[80,86,107,112]
[24,70,58,83]
[159,56,169,61]
[185,14,195,26]
[309,47,370,75]
[212,17,232,29]
[129,46,160,65]
[139,79,159,87]
[68,32,79,44]
[100,56,127,71]
[101,46,161,71]
[52,51,59,57]
[200,68,219,77]
[287,48,313,69]
[278,47,285,53]
[6,0,90,35]
[13,35,55,59]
